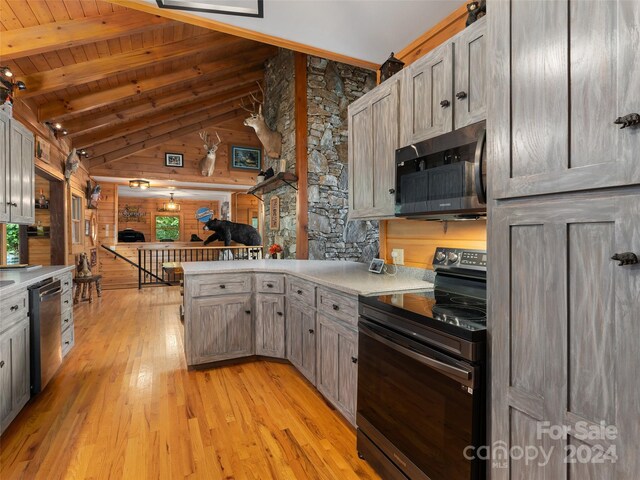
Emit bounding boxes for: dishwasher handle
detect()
[40,287,62,301]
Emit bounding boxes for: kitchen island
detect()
[182,259,433,425]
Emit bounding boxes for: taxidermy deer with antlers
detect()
[242,85,282,158]
[199,130,221,177]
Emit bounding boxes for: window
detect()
[5,224,20,264]
[71,194,82,245]
[155,215,180,241]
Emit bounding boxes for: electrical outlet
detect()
[391,248,404,265]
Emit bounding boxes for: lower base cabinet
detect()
[316,314,358,425]
[286,300,316,385]
[0,318,30,434]
[255,294,285,358]
[190,293,254,364]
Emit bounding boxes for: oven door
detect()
[357,318,483,480]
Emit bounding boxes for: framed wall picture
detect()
[231,146,261,171]
[90,248,97,267]
[35,136,50,164]
[165,152,184,167]
[269,196,280,230]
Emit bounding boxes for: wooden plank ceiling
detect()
[0,0,276,171]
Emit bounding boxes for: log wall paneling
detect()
[231,193,260,226]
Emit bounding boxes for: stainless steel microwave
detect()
[395,121,486,220]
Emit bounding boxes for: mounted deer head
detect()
[241,84,282,159]
[199,130,221,177]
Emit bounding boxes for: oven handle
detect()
[359,320,474,383]
[474,128,486,204]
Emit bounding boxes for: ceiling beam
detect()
[20,32,246,98]
[0,10,172,61]
[87,107,245,168]
[38,45,275,121]
[65,67,264,137]
[76,84,259,149]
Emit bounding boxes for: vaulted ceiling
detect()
[0,0,276,177]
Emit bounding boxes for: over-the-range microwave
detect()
[395,121,486,220]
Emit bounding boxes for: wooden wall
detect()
[379,2,485,269]
[27,175,52,265]
[231,193,260,227]
[117,196,220,242]
[89,124,262,186]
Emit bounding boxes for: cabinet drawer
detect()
[255,273,285,294]
[56,272,73,293]
[62,325,74,357]
[317,288,358,327]
[287,277,316,307]
[61,308,73,331]
[61,289,73,311]
[192,274,252,297]
[0,290,28,332]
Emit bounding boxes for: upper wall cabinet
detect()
[399,17,486,146]
[0,112,35,225]
[399,42,453,145]
[490,0,640,199]
[348,78,399,219]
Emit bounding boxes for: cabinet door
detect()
[490,192,640,479]
[255,294,285,358]
[0,333,12,430]
[189,294,253,364]
[316,314,358,425]
[490,0,640,199]
[453,17,486,128]
[286,300,316,384]
[399,42,453,145]
[0,319,29,434]
[348,79,399,219]
[9,120,34,224]
[0,113,9,223]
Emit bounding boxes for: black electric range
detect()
[356,247,488,480]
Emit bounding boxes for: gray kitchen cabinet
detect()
[286,299,316,385]
[348,77,399,219]
[490,191,640,478]
[453,17,486,129]
[189,293,253,364]
[0,317,30,434]
[490,0,640,200]
[255,294,285,358]
[316,313,358,425]
[57,271,74,357]
[399,42,453,145]
[0,111,34,224]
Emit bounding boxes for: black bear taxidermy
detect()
[466,0,486,26]
[203,218,262,247]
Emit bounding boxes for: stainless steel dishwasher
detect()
[28,278,62,395]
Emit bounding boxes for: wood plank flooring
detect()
[0,287,380,480]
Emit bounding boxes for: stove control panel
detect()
[433,247,487,271]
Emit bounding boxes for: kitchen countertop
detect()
[181,260,433,296]
[0,265,76,297]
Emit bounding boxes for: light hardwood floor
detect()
[0,287,380,480]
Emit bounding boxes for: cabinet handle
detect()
[10,305,19,311]
[0,360,4,368]
[611,252,638,266]
[64,300,69,304]
[65,341,70,345]
[219,284,226,289]
[277,312,283,316]
[440,99,450,108]
[245,310,251,314]
[351,357,358,364]
[308,329,314,334]
[64,318,69,323]
[64,282,69,286]
[267,283,274,288]
[455,91,467,100]
[6,201,17,207]
[297,289,302,295]
[389,188,395,194]
[614,113,640,129]
[332,304,339,311]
